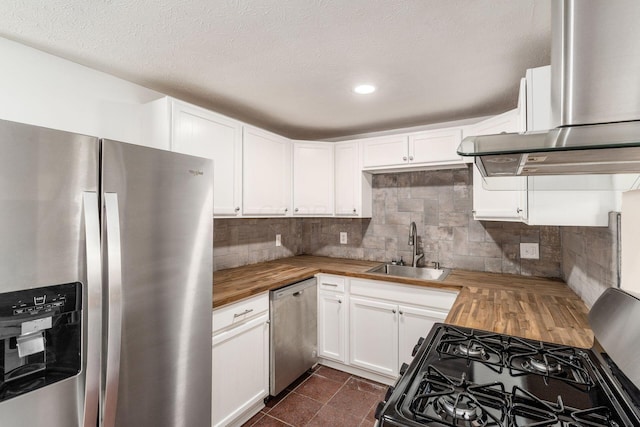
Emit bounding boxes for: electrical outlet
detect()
[520,242,539,259]
[275,234,281,247]
[340,232,347,244]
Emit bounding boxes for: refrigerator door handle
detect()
[82,192,102,427]
[103,193,124,427]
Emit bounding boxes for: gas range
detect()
[375,288,640,427]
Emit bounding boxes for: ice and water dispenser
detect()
[0,283,82,401]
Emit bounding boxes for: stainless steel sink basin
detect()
[366,264,450,281]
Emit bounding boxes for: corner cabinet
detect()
[242,127,292,216]
[141,97,243,216]
[464,109,528,222]
[212,293,269,427]
[361,128,466,172]
[171,101,243,216]
[292,141,334,215]
[334,141,372,217]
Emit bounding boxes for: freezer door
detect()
[101,140,213,427]
[0,119,100,427]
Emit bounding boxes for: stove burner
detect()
[523,356,563,375]
[456,343,488,360]
[436,395,487,426]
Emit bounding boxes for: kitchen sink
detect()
[366,263,450,281]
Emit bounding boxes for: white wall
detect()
[621,189,640,295]
[0,37,161,144]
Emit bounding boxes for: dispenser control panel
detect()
[0,283,80,319]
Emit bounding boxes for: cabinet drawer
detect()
[213,292,269,334]
[350,278,458,311]
[317,274,347,293]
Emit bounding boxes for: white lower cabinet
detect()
[397,305,447,368]
[318,291,347,363]
[349,298,448,378]
[349,296,399,377]
[212,294,269,427]
[317,274,458,382]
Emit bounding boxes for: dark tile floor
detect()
[242,366,387,427]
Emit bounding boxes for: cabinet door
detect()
[397,305,446,369]
[318,291,347,362]
[243,127,292,215]
[472,165,528,221]
[408,128,463,165]
[466,110,528,222]
[171,101,242,216]
[212,315,269,427]
[335,142,360,216]
[292,141,334,215]
[361,135,408,168]
[349,297,398,377]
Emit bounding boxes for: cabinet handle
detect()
[352,208,357,214]
[409,156,414,161]
[323,283,339,287]
[233,309,254,318]
[294,208,299,212]
[402,156,408,161]
[284,208,288,213]
[392,309,396,314]
[234,207,240,213]
[517,208,523,213]
[399,310,404,315]
[337,299,342,304]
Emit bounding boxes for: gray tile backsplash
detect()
[213,168,563,278]
[561,212,620,308]
[302,169,562,277]
[213,217,303,270]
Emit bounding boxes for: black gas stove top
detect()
[375,321,640,427]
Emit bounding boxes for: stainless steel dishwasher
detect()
[269,277,317,396]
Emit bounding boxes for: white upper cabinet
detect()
[362,135,409,168]
[408,128,465,166]
[170,100,242,216]
[243,126,292,216]
[141,97,242,216]
[361,129,465,172]
[292,141,334,215]
[464,109,528,222]
[334,141,372,217]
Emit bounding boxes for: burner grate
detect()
[505,336,594,388]
[436,326,505,372]
[409,366,507,427]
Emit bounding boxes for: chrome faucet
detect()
[408,221,424,267]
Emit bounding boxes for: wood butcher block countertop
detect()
[213,255,593,348]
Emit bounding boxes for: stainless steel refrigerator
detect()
[0,119,213,426]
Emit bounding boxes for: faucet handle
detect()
[432,261,440,270]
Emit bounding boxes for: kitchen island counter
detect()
[213,255,593,348]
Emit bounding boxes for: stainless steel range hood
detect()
[458,0,640,177]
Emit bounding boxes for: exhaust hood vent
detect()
[458,0,640,178]
[460,121,640,177]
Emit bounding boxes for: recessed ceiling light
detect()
[353,84,376,95]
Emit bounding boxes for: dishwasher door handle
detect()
[292,291,303,297]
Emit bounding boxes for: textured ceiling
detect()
[0,0,550,139]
